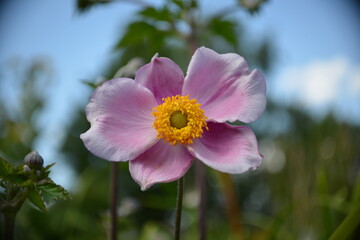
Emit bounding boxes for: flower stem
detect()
[110,162,118,240]
[3,211,16,240]
[196,161,207,240]
[175,177,184,240]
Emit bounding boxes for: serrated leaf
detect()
[0,157,13,178]
[37,182,71,204]
[28,190,47,212]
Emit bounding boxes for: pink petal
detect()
[130,141,193,190]
[182,47,266,123]
[135,54,184,104]
[187,122,262,174]
[80,78,158,162]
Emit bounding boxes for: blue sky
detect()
[1,0,359,187]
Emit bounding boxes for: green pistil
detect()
[170,111,188,129]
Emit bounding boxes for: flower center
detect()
[152,95,208,145]
[170,111,188,129]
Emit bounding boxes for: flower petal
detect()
[80,78,158,162]
[182,47,266,123]
[130,141,193,190]
[135,54,184,104]
[187,122,262,174]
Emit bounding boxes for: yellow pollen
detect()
[152,95,208,145]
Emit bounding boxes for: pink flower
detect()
[81,47,266,190]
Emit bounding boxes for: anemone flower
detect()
[81,47,266,190]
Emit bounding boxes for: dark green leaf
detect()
[0,157,12,178]
[7,173,27,185]
[37,182,71,204]
[28,190,47,212]
[76,0,112,13]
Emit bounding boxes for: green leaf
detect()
[139,7,174,22]
[329,202,360,240]
[37,182,71,204]
[208,18,238,47]
[43,163,56,171]
[76,0,111,13]
[172,0,184,9]
[82,80,98,89]
[18,179,34,188]
[0,157,13,178]
[7,173,27,185]
[28,190,47,212]
[117,21,158,48]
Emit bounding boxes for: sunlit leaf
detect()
[28,190,47,212]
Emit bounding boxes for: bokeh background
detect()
[0,0,360,239]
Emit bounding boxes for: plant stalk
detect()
[175,177,184,240]
[196,161,207,240]
[110,162,118,240]
[3,211,16,240]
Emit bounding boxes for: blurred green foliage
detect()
[1,0,359,239]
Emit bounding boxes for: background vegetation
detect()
[1,0,359,239]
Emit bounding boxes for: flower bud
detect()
[23,164,32,174]
[24,151,44,170]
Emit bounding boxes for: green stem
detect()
[329,202,360,240]
[196,161,207,240]
[175,177,184,240]
[110,162,118,240]
[3,211,16,240]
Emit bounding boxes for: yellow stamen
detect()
[152,95,208,145]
